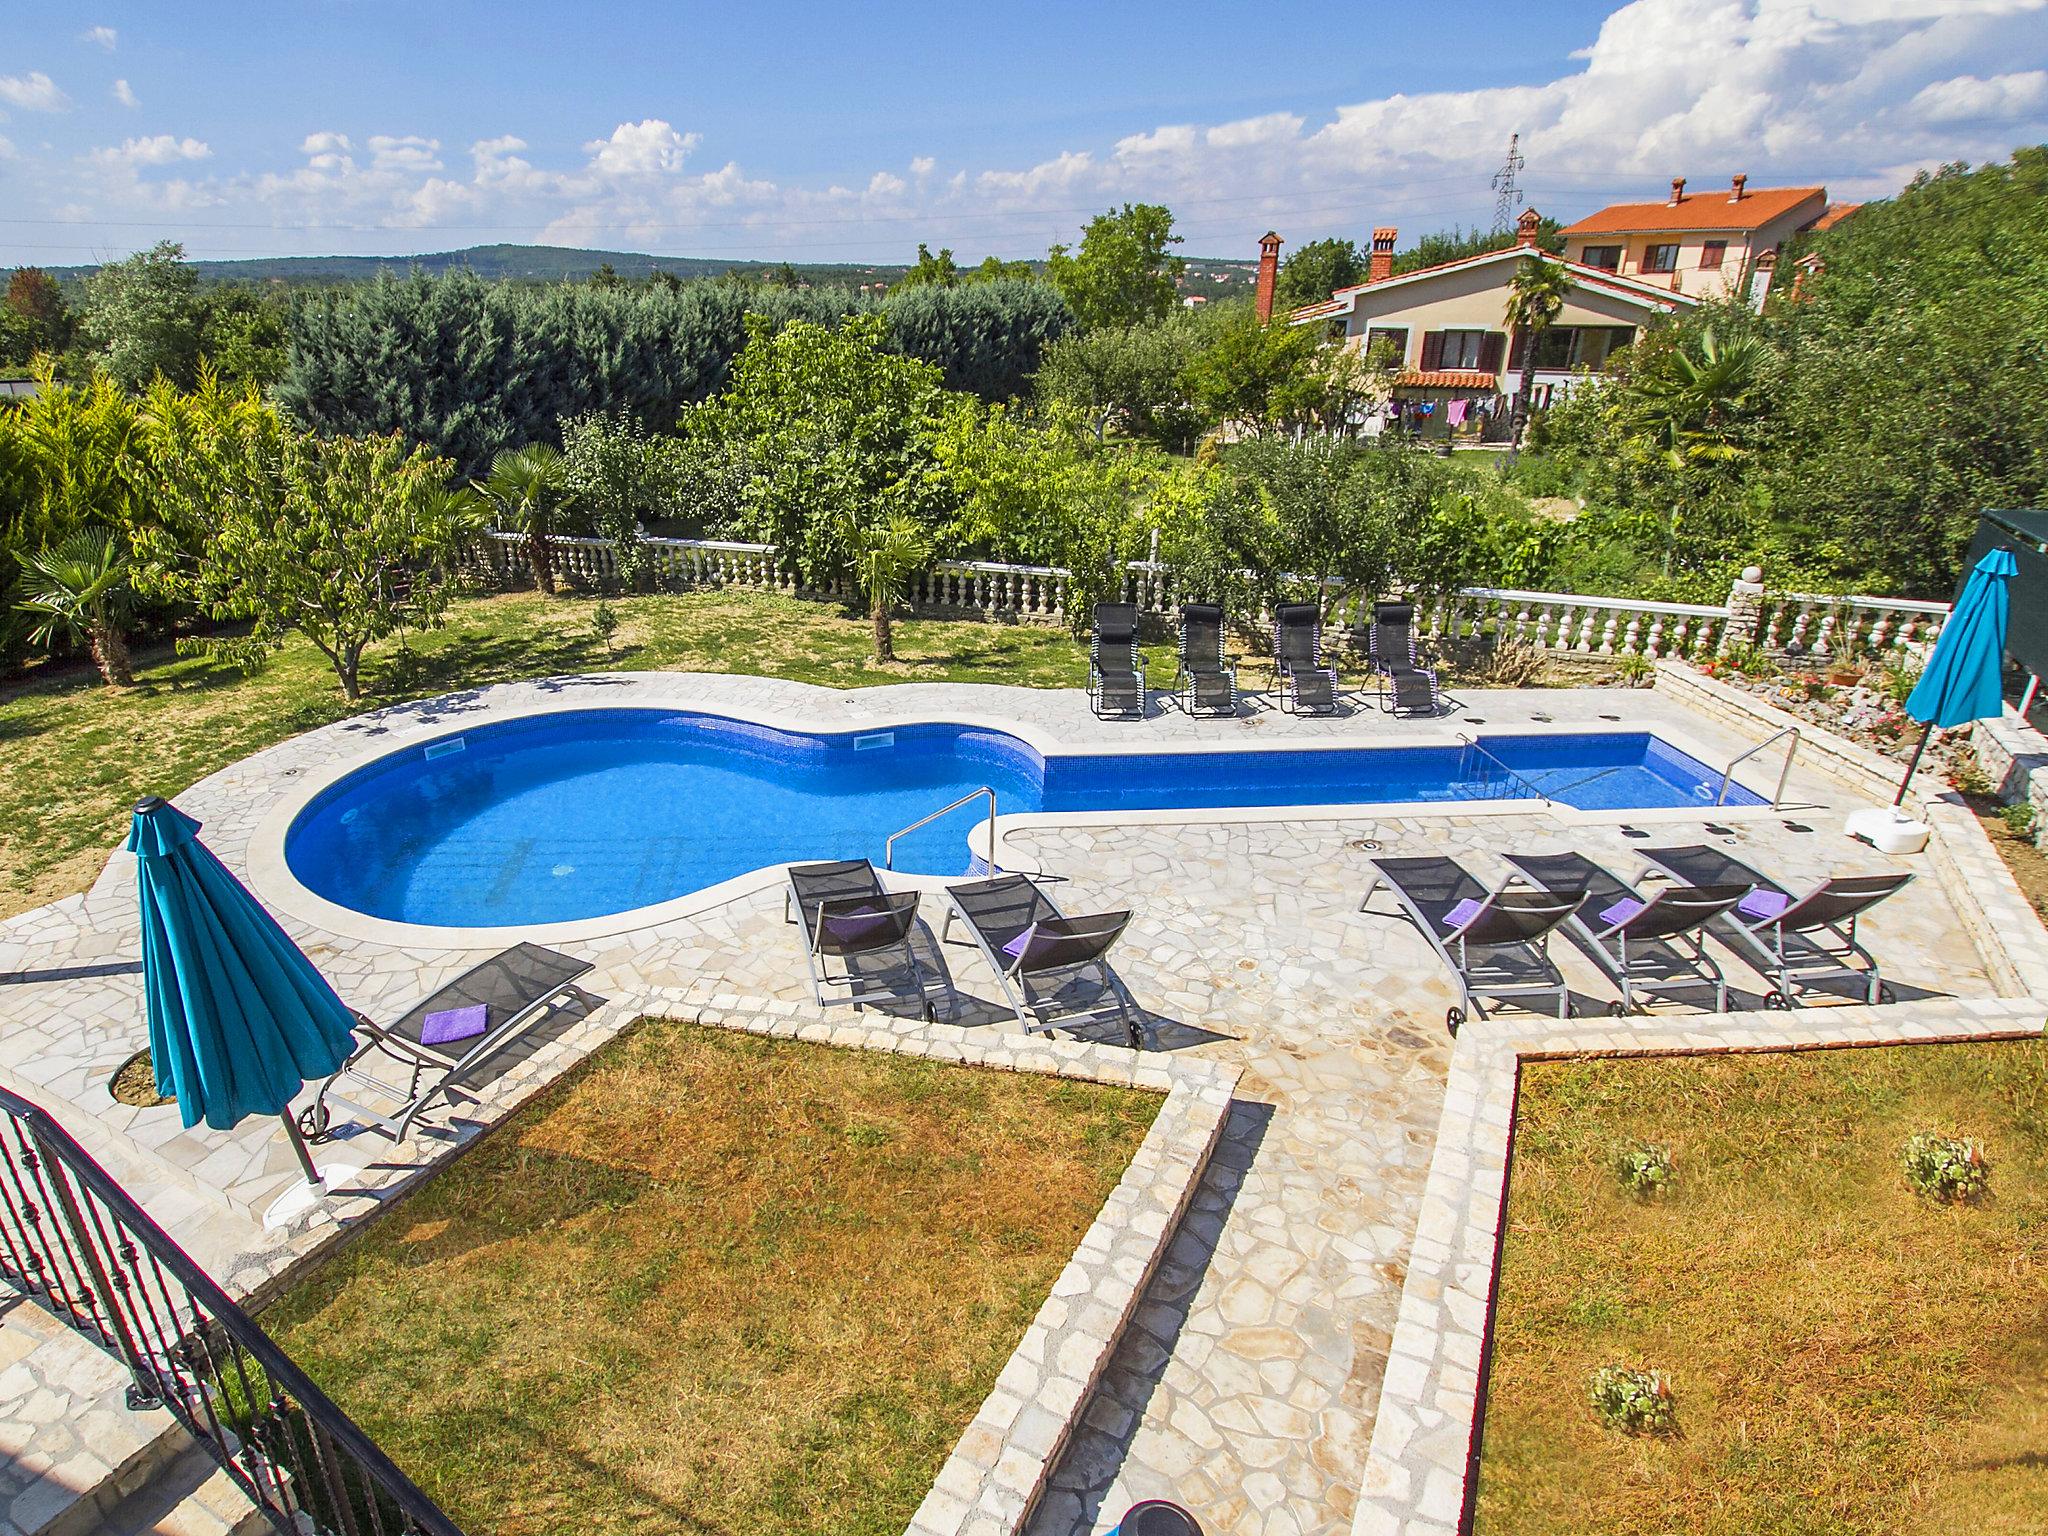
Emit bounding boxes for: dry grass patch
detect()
[1476,1039,2048,1536]
[263,1019,1158,1536]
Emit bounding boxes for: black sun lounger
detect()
[306,942,594,1143]
[1176,603,1239,716]
[784,859,936,1020]
[1273,603,1339,716]
[1090,602,1147,718]
[1504,852,1746,1015]
[1367,601,1441,718]
[1362,856,1586,1032]
[943,873,1145,1047]
[1637,845,1911,1006]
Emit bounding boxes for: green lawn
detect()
[0,587,1188,919]
[263,1019,1157,1536]
[1476,1039,2048,1536]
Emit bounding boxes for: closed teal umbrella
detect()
[128,797,356,1195]
[1894,548,2020,804]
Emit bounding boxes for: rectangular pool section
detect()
[283,710,1761,929]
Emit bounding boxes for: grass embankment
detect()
[264,1019,1157,1536]
[1477,1039,2048,1536]
[0,587,1188,919]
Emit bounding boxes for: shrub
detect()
[1483,638,1546,689]
[1612,1140,1676,1199]
[1900,1131,1989,1204]
[1999,800,2037,839]
[1878,658,1922,705]
[1611,652,1656,686]
[1587,1366,1678,1436]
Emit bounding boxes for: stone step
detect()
[93,1441,276,1536]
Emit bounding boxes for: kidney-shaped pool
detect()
[281,709,1759,928]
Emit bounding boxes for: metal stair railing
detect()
[885,787,999,874]
[1454,734,1553,806]
[1715,725,1801,807]
[0,1082,464,1536]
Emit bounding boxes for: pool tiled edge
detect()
[1345,996,2048,1536]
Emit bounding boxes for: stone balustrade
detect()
[472,531,1952,661]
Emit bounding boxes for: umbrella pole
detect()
[1894,720,1937,808]
[280,1111,321,1188]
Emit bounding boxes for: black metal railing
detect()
[0,1083,463,1536]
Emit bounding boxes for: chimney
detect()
[1254,230,1282,324]
[1368,226,1397,284]
[1515,207,1542,248]
[1668,176,1686,206]
[1729,173,1747,203]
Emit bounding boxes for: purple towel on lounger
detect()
[820,902,895,946]
[1441,898,1483,930]
[1738,889,1791,921]
[420,1004,488,1047]
[1598,897,1644,929]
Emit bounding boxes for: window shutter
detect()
[1479,332,1506,373]
[1508,331,1528,370]
[1419,331,1445,370]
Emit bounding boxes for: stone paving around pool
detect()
[0,670,2034,1536]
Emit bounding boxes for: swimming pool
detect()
[282,709,1760,928]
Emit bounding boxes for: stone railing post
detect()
[1722,564,1765,654]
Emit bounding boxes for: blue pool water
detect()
[284,709,1759,928]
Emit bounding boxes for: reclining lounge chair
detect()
[304,941,594,1143]
[1367,601,1441,717]
[1504,851,1746,1015]
[785,858,936,1020]
[1175,603,1239,716]
[1637,845,1911,1006]
[1362,855,1586,1032]
[1089,602,1147,719]
[1273,603,1339,716]
[943,873,1145,1047]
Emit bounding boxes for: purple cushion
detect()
[420,1004,488,1047]
[1598,897,1645,929]
[1001,926,1038,959]
[1738,889,1791,921]
[820,901,895,946]
[1441,898,1484,931]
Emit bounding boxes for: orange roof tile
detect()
[1395,369,1499,391]
[1560,185,1825,237]
[1811,201,1861,232]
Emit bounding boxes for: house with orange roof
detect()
[1558,174,1833,299]
[1285,209,1697,437]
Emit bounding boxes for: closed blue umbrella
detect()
[127,797,355,1195]
[1894,547,2020,804]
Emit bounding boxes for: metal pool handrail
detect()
[1455,734,1553,806]
[885,786,999,873]
[1715,726,1800,807]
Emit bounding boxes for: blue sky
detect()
[2,0,2045,266]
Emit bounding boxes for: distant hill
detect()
[35,242,1259,295]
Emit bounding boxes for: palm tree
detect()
[478,443,571,595]
[1628,322,1768,574]
[1503,256,1574,447]
[841,512,930,662]
[18,528,137,686]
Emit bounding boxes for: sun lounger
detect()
[1504,852,1746,1014]
[1273,603,1338,716]
[1175,603,1238,716]
[1367,601,1440,717]
[942,873,1145,1047]
[784,858,936,1019]
[305,942,594,1142]
[1361,856,1585,1031]
[1637,845,1911,1006]
[1089,602,1147,718]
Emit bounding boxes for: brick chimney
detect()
[1254,230,1282,324]
[1668,176,1686,206]
[1515,207,1542,248]
[1367,226,1397,284]
[1729,172,1747,203]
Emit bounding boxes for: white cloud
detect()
[582,119,699,177]
[80,26,117,51]
[910,155,936,177]
[89,134,211,170]
[299,130,353,159]
[0,135,16,160]
[368,134,442,172]
[0,72,70,112]
[1909,68,2048,121]
[867,169,906,196]
[112,78,138,108]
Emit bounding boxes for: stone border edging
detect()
[1346,995,2048,1536]
[205,991,1238,1536]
